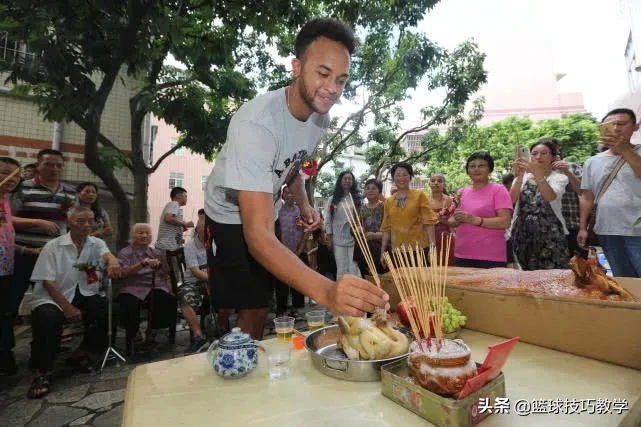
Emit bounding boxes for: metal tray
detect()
[304,324,412,382]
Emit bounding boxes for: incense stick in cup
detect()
[383,236,452,353]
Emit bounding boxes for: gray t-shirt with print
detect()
[205,87,329,224]
[581,146,641,236]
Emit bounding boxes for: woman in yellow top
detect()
[380,162,439,264]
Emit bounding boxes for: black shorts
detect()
[205,216,272,310]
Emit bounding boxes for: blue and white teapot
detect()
[207,327,260,378]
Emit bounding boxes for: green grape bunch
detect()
[439,297,467,333]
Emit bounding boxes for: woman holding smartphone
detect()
[510,138,569,270]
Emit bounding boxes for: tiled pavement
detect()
[0,304,326,427]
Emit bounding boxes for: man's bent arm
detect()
[239,191,332,306]
[238,191,387,316]
[43,280,75,312]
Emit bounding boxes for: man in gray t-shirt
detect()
[203,18,388,339]
[578,108,641,278]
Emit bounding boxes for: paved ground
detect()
[0,304,322,427]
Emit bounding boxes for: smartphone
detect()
[600,121,615,138]
[517,145,530,162]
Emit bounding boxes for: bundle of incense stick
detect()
[342,193,380,287]
[382,234,452,352]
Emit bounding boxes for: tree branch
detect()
[148,143,184,174]
[393,103,450,146]
[156,79,185,91]
[402,134,456,164]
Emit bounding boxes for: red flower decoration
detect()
[300,159,319,180]
[76,263,99,284]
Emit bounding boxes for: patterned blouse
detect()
[117,245,170,301]
[359,202,384,233]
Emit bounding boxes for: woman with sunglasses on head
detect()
[510,139,569,270]
[380,162,439,266]
[448,152,513,268]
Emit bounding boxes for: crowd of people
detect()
[0,17,639,403]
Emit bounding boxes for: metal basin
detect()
[304,324,411,382]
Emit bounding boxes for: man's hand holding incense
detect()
[324,275,389,317]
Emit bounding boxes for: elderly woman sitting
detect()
[116,223,174,355]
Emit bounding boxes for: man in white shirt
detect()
[204,18,388,339]
[579,108,641,277]
[27,206,120,399]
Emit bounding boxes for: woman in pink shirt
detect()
[448,152,513,268]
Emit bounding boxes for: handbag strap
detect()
[594,146,640,204]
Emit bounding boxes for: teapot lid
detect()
[220,327,251,346]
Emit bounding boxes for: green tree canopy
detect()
[1,0,483,246]
[419,113,601,192]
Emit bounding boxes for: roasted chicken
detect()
[569,256,638,301]
[337,310,410,360]
[437,256,638,302]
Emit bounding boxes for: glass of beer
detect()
[274,316,295,342]
[305,310,326,332]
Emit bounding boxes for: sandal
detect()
[66,354,95,374]
[27,374,51,399]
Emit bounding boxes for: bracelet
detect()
[535,177,547,183]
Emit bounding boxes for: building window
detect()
[201,175,208,191]
[169,172,184,189]
[0,31,37,67]
[169,137,185,156]
[403,134,423,153]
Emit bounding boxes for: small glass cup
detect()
[305,310,326,332]
[267,342,291,379]
[274,316,295,342]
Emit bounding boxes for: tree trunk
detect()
[129,105,149,225]
[84,126,131,250]
[131,161,149,224]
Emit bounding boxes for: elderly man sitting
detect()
[28,206,120,399]
[116,223,174,355]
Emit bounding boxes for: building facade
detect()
[146,117,213,240]
[0,65,140,249]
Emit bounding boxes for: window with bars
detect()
[201,175,208,191]
[169,173,184,189]
[0,31,37,66]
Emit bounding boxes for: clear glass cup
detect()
[267,342,291,379]
[305,310,326,332]
[274,316,295,342]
